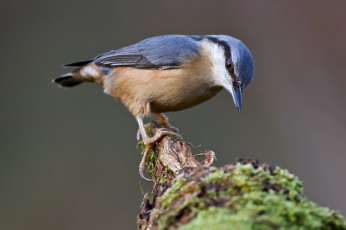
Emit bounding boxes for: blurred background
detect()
[1,0,346,229]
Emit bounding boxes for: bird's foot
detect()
[139,128,181,182]
[161,123,179,133]
[143,128,181,144]
[137,122,179,141]
[155,113,179,133]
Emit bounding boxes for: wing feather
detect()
[94,35,202,69]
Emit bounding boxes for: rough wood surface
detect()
[137,122,215,229]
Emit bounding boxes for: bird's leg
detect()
[136,123,151,141]
[137,113,178,140]
[154,113,179,133]
[136,115,181,181]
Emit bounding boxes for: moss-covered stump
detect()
[137,123,346,230]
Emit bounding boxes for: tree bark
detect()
[137,122,346,230]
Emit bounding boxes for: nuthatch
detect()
[53,35,254,181]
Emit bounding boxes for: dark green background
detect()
[1,1,345,229]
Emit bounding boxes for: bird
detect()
[53,35,254,181]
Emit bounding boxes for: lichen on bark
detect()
[137,123,346,230]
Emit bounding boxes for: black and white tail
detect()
[53,59,105,87]
[52,72,84,87]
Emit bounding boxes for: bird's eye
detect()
[225,59,233,70]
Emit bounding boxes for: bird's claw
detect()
[139,167,152,182]
[144,129,181,144]
[138,128,181,182]
[137,123,179,141]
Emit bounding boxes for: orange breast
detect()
[102,52,221,116]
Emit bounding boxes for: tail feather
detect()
[54,60,105,87]
[53,73,83,87]
[63,59,94,67]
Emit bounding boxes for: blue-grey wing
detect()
[94,35,202,69]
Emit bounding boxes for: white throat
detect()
[200,40,231,88]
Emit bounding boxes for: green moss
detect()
[201,168,228,183]
[136,136,157,178]
[146,147,157,177]
[160,176,168,183]
[136,139,146,152]
[160,178,187,208]
[206,188,218,200]
[154,178,205,229]
[179,193,346,230]
[153,162,346,230]
[201,163,303,200]
[159,167,173,183]
[145,126,151,136]
[151,178,188,229]
[178,207,251,230]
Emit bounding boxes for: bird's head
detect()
[207,35,254,111]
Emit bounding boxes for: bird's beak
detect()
[226,84,242,111]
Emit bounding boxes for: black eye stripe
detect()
[229,67,237,83]
[206,37,232,61]
[206,37,236,81]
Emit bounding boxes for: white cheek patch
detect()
[81,65,101,78]
[201,40,231,87]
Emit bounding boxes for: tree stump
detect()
[137,122,346,230]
